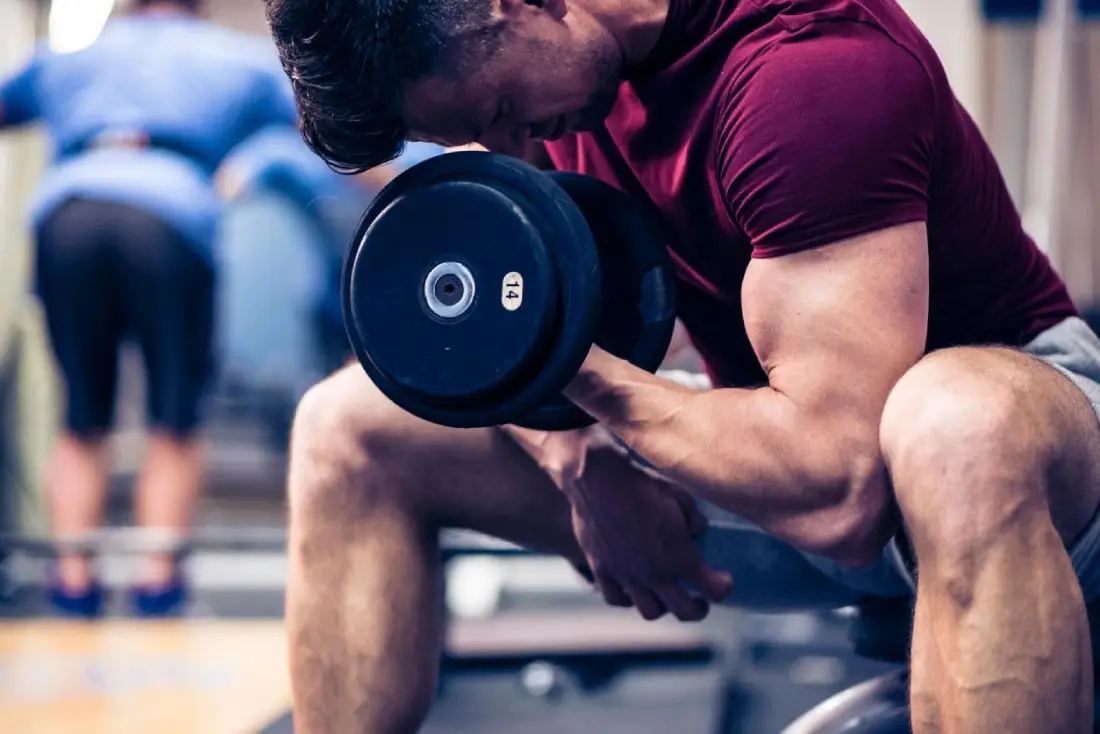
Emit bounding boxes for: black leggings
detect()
[36,198,215,438]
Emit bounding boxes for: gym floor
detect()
[0,519,899,733]
[0,368,900,733]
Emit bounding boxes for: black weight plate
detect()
[349,181,556,403]
[514,173,677,432]
[342,151,601,428]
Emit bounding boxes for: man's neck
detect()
[582,0,671,68]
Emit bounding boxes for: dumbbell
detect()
[341,151,676,431]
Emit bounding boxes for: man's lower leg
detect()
[133,432,205,586]
[287,437,443,734]
[48,432,109,590]
[909,512,1091,734]
[292,481,446,734]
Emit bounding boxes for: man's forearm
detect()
[563,352,894,561]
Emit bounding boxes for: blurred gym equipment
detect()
[0,527,531,556]
[779,596,1100,733]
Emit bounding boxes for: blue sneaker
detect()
[130,573,189,618]
[47,580,105,619]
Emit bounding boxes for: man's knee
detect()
[288,365,410,521]
[880,349,1058,568]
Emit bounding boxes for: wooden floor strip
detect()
[0,620,290,734]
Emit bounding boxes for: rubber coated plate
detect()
[343,151,602,428]
[349,180,555,403]
[513,173,677,431]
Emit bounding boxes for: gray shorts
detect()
[676,316,1100,610]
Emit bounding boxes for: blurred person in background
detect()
[0,0,296,617]
[215,125,356,415]
[216,129,447,389]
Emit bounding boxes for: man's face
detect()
[403,1,622,156]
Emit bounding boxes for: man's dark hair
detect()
[265,0,501,173]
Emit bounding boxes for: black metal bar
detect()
[440,646,717,695]
[0,527,534,556]
[0,527,288,555]
[441,646,716,672]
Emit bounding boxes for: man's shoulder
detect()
[718,13,937,118]
[740,0,931,43]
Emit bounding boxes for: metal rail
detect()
[0,527,528,556]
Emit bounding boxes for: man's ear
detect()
[500,0,567,21]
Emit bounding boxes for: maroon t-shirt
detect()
[544,0,1075,388]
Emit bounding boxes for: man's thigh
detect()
[295,364,582,559]
[1019,316,1100,599]
[881,316,1100,599]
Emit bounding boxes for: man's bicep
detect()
[742,222,930,419]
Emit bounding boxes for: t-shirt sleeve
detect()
[716,27,937,258]
[0,46,47,127]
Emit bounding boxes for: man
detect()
[0,0,296,616]
[264,0,1100,731]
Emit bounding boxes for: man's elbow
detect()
[799,449,897,567]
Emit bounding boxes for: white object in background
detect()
[0,0,44,346]
[0,0,39,187]
[49,0,115,54]
[982,25,1037,208]
[446,556,506,619]
[1022,0,1076,266]
[895,0,985,120]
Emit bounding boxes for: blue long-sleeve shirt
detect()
[0,11,297,262]
[221,129,447,247]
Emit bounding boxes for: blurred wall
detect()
[0,0,54,536]
[0,0,47,334]
[204,0,268,34]
[896,0,985,121]
[106,0,269,35]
